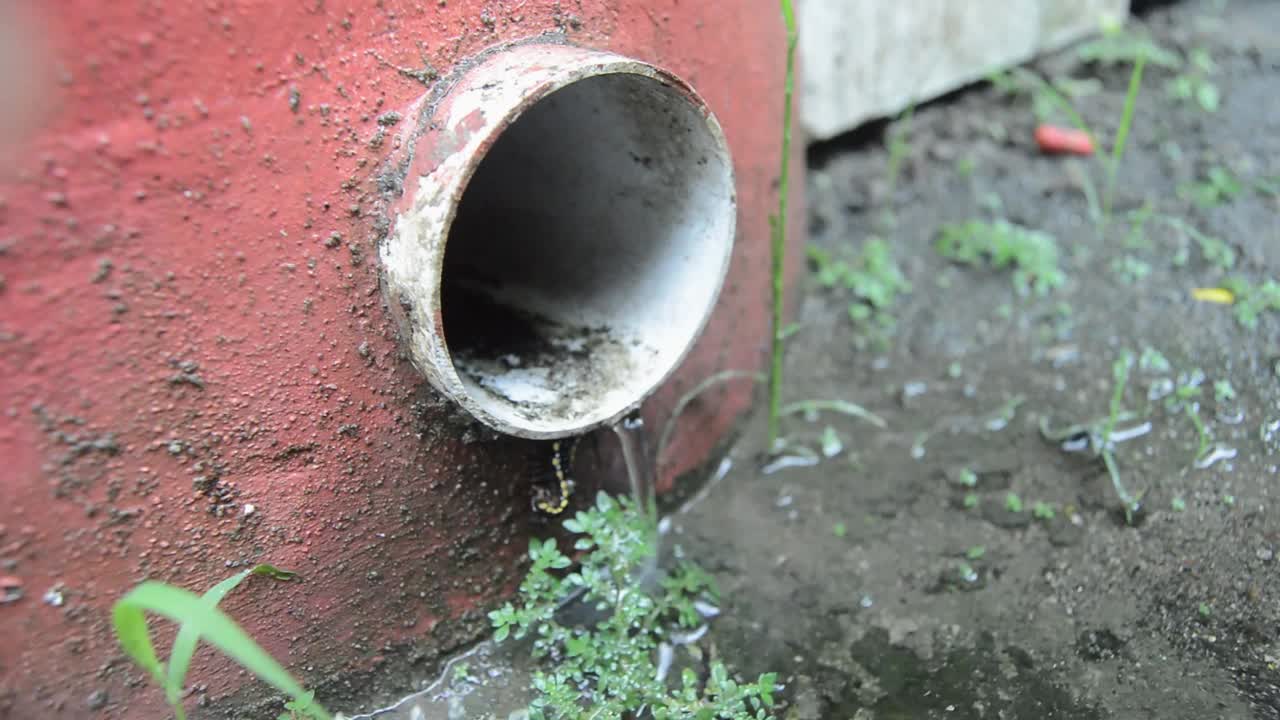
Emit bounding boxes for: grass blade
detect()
[1103,54,1147,226]
[111,597,168,687]
[1012,68,1096,143]
[781,399,888,428]
[166,565,297,706]
[656,370,764,463]
[767,0,799,450]
[114,581,330,720]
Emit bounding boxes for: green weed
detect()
[1004,493,1024,513]
[1101,352,1142,522]
[1111,255,1152,283]
[880,103,916,231]
[1220,278,1280,330]
[781,398,887,429]
[1124,210,1234,271]
[1139,346,1173,375]
[1032,501,1057,521]
[1180,166,1245,208]
[994,22,1161,235]
[808,238,911,347]
[489,492,778,719]
[766,0,798,450]
[1166,48,1220,112]
[1185,403,1213,464]
[1103,53,1147,226]
[1074,21,1182,69]
[935,219,1065,295]
[988,67,1095,137]
[1040,352,1142,523]
[111,565,330,720]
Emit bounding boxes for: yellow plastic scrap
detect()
[1191,287,1235,305]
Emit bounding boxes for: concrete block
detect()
[800,0,1131,140]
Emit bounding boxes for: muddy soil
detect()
[669,1,1280,718]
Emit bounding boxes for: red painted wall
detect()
[0,2,803,717]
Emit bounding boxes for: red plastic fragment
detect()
[1034,124,1095,156]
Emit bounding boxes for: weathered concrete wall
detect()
[800,0,1131,140]
[0,2,803,718]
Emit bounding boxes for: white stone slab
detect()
[800,0,1131,140]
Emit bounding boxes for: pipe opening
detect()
[436,68,735,437]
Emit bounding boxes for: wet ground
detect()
[348,1,1280,718]
[670,1,1280,718]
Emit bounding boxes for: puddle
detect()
[820,630,1103,720]
[347,641,533,720]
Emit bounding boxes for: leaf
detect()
[1196,83,1220,113]
[113,582,330,720]
[494,625,510,643]
[166,565,295,705]
[780,399,888,428]
[111,597,168,688]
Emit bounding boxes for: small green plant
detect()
[962,493,980,509]
[1139,346,1173,374]
[1185,403,1213,464]
[111,565,330,720]
[880,102,917,231]
[1171,496,1187,512]
[808,237,911,347]
[489,493,778,719]
[965,546,986,561]
[1074,20,1182,70]
[1032,501,1057,521]
[1103,53,1147,227]
[988,68,1094,139]
[1004,492,1024,513]
[820,426,844,458]
[832,522,848,538]
[992,21,1154,236]
[1219,278,1280,330]
[1194,232,1236,271]
[1166,48,1220,112]
[766,0,799,451]
[1100,352,1142,522]
[935,219,1065,295]
[1111,255,1152,283]
[1128,212,1234,271]
[1180,166,1245,208]
[1040,351,1142,523]
[781,398,887,428]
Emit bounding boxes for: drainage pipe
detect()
[383,43,736,439]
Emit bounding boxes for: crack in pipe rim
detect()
[381,42,737,440]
